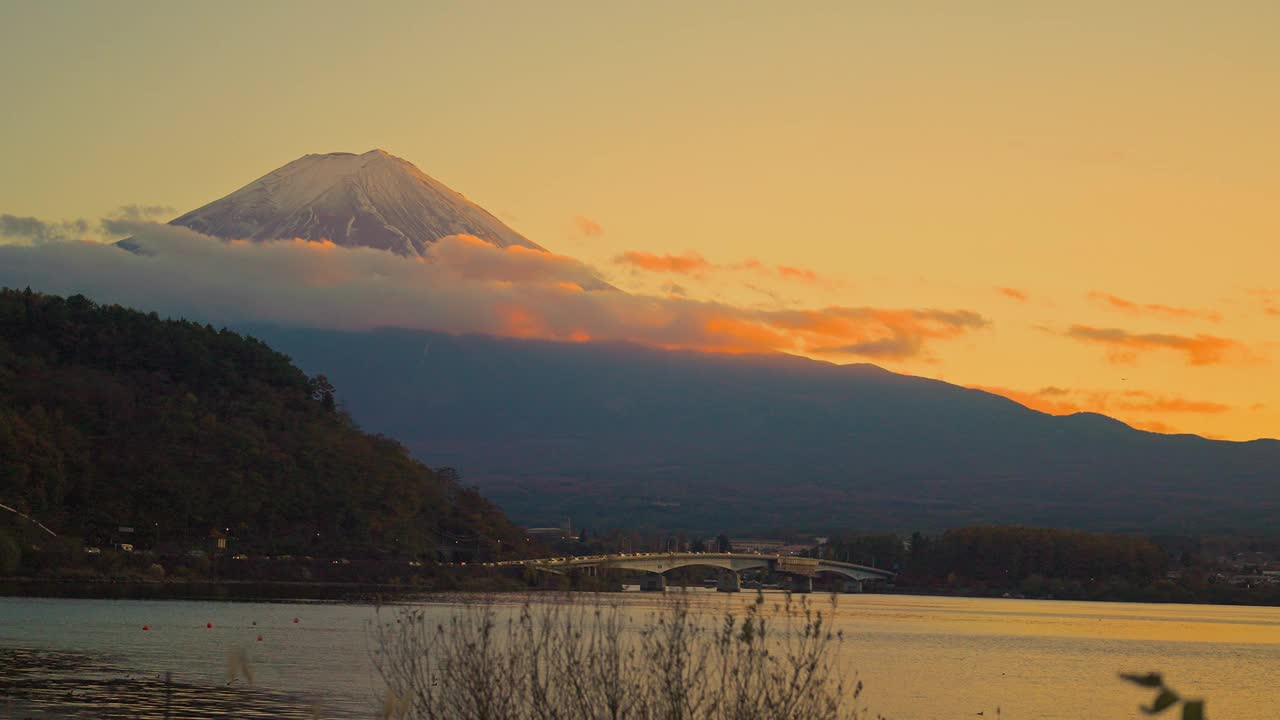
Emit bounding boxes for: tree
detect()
[0,532,20,575]
[309,374,336,412]
[0,288,526,566]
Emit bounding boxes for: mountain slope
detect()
[245,325,1280,534]
[0,289,524,556]
[162,149,544,256]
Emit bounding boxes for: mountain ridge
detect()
[241,324,1280,534]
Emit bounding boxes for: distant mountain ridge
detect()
[244,324,1280,535]
[157,149,545,256]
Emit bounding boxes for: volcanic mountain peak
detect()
[166,149,544,256]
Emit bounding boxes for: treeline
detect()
[904,526,1167,586]
[824,526,1161,586]
[821,526,1280,604]
[0,288,524,566]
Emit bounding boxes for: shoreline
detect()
[3,576,1278,608]
[0,577,470,604]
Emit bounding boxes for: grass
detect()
[369,591,867,720]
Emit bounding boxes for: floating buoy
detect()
[142,625,149,631]
[206,622,213,629]
[257,634,263,642]
[292,617,299,624]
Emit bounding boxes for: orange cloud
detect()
[975,385,1231,434]
[615,250,714,275]
[574,215,603,237]
[1251,289,1280,316]
[978,385,1232,415]
[776,265,821,284]
[494,301,547,339]
[699,314,791,351]
[996,287,1028,302]
[787,308,988,359]
[1064,325,1245,366]
[661,305,986,358]
[614,250,833,287]
[1121,391,1230,414]
[0,224,986,363]
[1088,292,1222,322]
[977,385,1083,414]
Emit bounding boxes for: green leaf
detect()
[1120,673,1165,688]
[1143,690,1179,714]
[1181,700,1204,720]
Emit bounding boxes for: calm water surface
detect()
[1,591,1277,719]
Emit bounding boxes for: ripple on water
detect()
[0,647,336,719]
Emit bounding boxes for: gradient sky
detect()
[2,1,1278,440]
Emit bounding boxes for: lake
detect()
[1,590,1277,719]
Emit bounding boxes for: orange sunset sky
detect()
[1,1,1277,441]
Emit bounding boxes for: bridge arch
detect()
[601,557,771,576]
[813,566,891,582]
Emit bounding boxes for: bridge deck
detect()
[486,552,895,580]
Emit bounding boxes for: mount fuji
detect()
[134,149,544,256]
[94,149,1280,534]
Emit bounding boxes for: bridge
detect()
[489,552,895,593]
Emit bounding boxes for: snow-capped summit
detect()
[165,149,545,256]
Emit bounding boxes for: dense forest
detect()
[0,288,525,564]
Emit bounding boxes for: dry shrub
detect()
[369,592,865,720]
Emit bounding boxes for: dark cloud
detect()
[2,205,174,244]
[661,281,688,297]
[820,336,923,359]
[101,204,175,235]
[0,214,91,244]
[115,204,174,221]
[807,309,987,360]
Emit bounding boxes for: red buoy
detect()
[292,617,299,624]
[257,634,263,642]
[142,625,150,631]
[206,622,213,628]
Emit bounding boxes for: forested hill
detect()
[0,288,523,558]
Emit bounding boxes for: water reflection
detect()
[0,647,323,719]
[1,592,1278,719]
